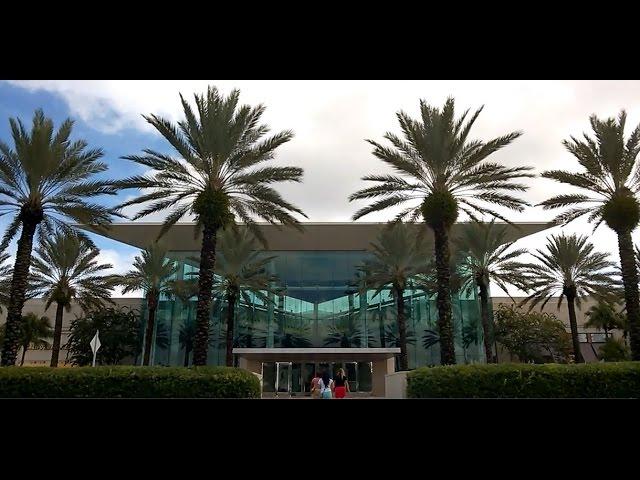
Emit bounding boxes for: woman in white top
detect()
[318,371,334,399]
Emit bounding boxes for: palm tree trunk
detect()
[395,286,408,371]
[50,302,65,367]
[143,294,158,366]
[477,281,494,363]
[617,230,640,360]
[1,219,38,366]
[193,225,218,366]
[20,345,27,366]
[225,290,237,367]
[433,225,456,365]
[184,344,191,367]
[184,305,192,367]
[566,294,584,363]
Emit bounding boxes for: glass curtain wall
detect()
[143,251,485,368]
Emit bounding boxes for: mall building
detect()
[11,221,616,395]
[86,221,549,395]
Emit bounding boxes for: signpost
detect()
[90,330,101,367]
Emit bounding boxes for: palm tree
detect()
[213,228,279,366]
[0,110,120,365]
[178,317,197,366]
[520,234,618,363]
[584,300,625,339]
[116,86,306,366]
[168,278,199,366]
[0,252,12,313]
[16,313,53,366]
[455,220,530,363]
[383,324,417,348]
[116,242,177,366]
[323,324,373,347]
[358,222,431,370]
[349,97,532,364]
[348,268,387,347]
[29,231,115,367]
[272,326,313,348]
[414,251,466,297]
[539,111,640,360]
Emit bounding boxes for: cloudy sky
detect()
[1,80,640,297]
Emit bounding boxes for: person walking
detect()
[334,368,350,399]
[319,371,334,399]
[310,371,321,399]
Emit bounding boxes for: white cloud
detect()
[95,248,141,298]
[6,80,640,298]
[9,80,640,223]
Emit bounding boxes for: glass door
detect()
[291,363,302,394]
[275,362,291,395]
[344,362,358,392]
[302,363,316,395]
[357,362,373,392]
[262,362,276,393]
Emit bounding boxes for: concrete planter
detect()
[385,371,408,398]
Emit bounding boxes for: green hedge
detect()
[0,367,261,398]
[407,362,640,398]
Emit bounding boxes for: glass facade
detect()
[143,250,486,369]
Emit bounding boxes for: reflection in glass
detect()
[148,250,484,368]
[276,362,290,393]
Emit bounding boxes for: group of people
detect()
[310,368,350,399]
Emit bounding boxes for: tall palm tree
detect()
[584,300,625,339]
[349,97,532,364]
[29,231,115,367]
[414,252,466,298]
[0,252,12,313]
[358,222,431,370]
[116,86,306,366]
[213,228,279,366]
[0,110,120,365]
[455,220,530,363]
[539,111,640,359]
[116,242,177,366]
[520,234,618,363]
[1,252,38,315]
[1,313,54,366]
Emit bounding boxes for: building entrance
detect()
[261,361,372,395]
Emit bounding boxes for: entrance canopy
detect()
[234,348,400,397]
[81,221,548,252]
[233,348,400,362]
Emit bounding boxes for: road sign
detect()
[90,330,101,367]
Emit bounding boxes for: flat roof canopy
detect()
[233,348,401,362]
[81,222,549,252]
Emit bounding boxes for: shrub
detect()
[598,338,631,362]
[494,304,572,363]
[65,307,140,366]
[0,366,261,398]
[407,362,640,398]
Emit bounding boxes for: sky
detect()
[1,80,640,298]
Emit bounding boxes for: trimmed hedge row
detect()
[0,366,261,398]
[407,362,640,398]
